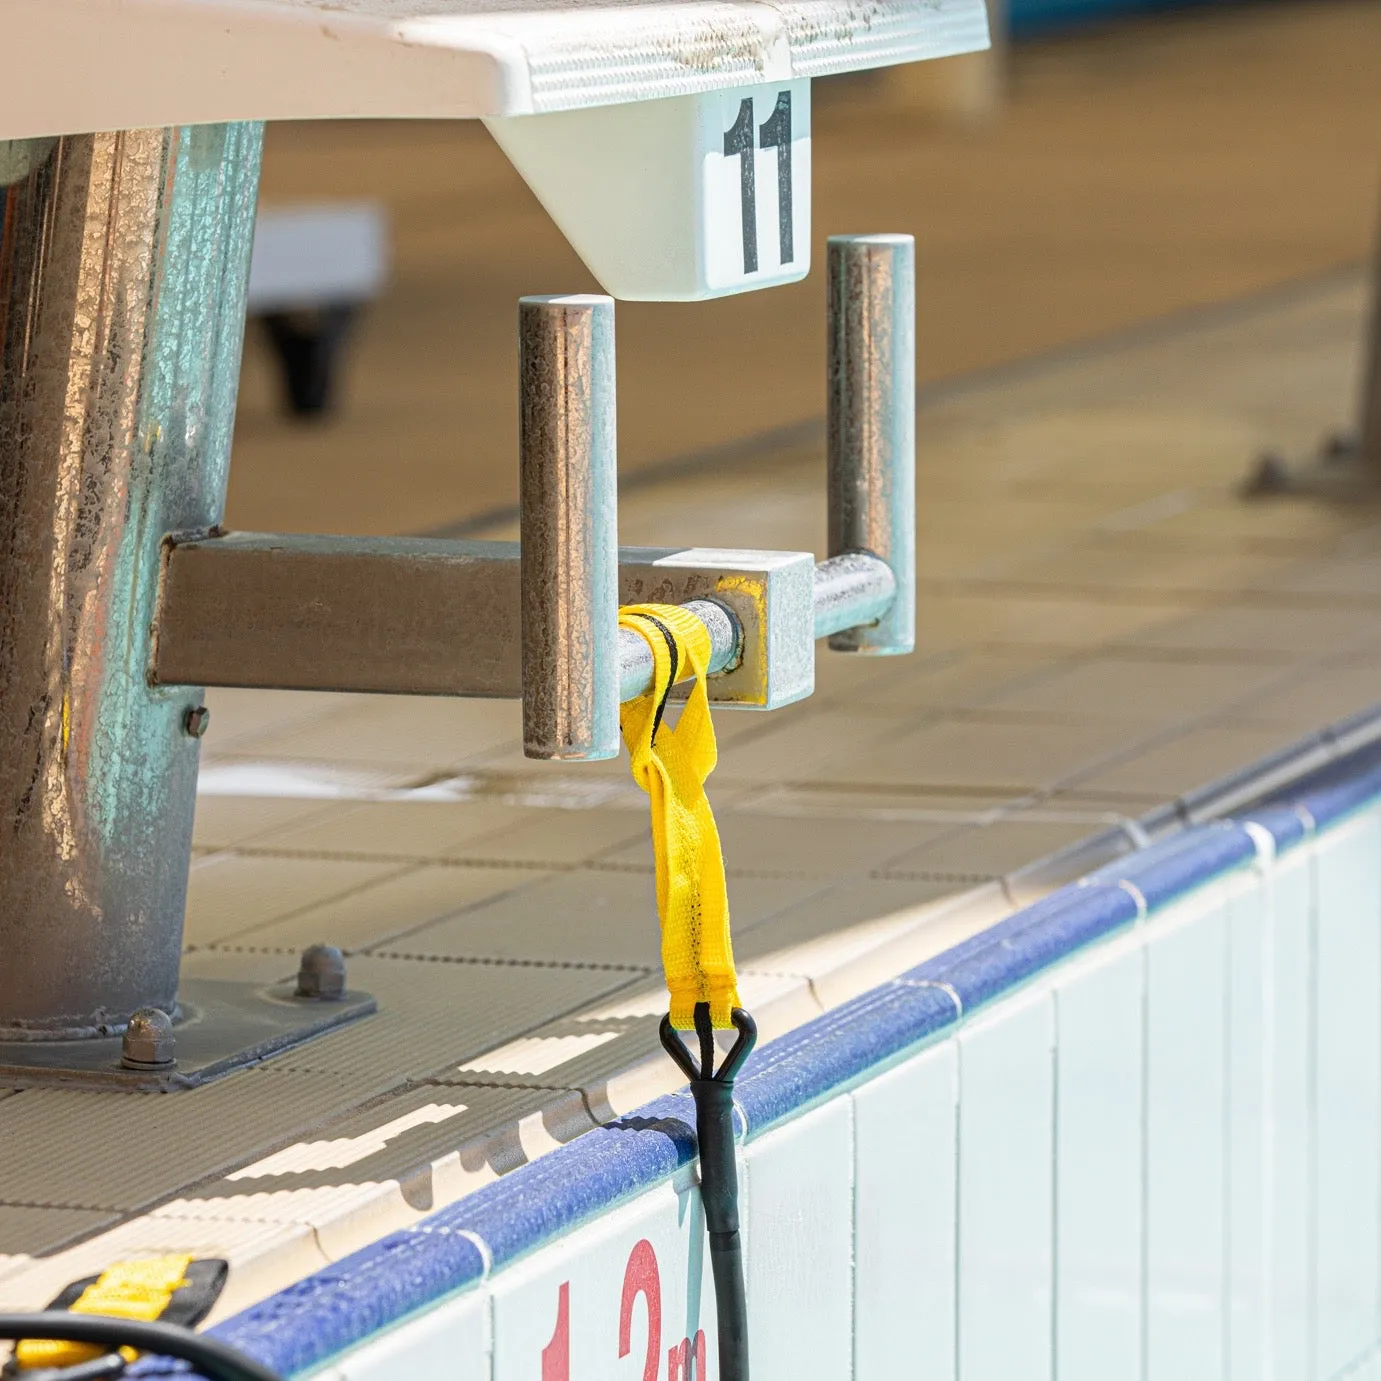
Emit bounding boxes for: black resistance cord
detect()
[660,1002,757,1381]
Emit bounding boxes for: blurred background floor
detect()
[228,0,1381,537]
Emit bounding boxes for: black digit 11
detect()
[722,90,794,275]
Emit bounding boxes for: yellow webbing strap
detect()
[14,1254,193,1370]
[619,603,740,1031]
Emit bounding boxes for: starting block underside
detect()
[0,0,990,138]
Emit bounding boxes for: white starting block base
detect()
[488,81,811,301]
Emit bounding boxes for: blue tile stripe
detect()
[134,737,1381,1378]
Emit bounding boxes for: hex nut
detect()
[296,943,347,1000]
[121,1007,175,1069]
[184,705,212,738]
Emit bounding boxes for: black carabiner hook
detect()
[660,1003,757,1381]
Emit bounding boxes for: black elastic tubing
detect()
[661,1003,757,1381]
[0,1314,282,1381]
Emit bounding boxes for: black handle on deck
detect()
[660,1003,757,1381]
[0,1314,282,1381]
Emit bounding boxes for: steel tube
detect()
[519,295,620,760]
[617,598,741,703]
[0,125,262,1038]
[812,552,897,641]
[825,233,916,655]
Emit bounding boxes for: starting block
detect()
[0,0,982,1078]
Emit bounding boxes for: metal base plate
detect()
[0,978,375,1091]
[1242,431,1380,500]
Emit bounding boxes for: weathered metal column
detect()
[518,294,619,761]
[1360,207,1381,477]
[825,233,916,656]
[0,124,262,1038]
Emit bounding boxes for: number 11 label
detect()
[702,79,810,293]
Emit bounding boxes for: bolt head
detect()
[296,943,347,1000]
[121,1007,175,1068]
[184,705,212,738]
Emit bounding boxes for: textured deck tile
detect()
[229,862,544,952]
[260,954,642,1081]
[0,1206,121,1259]
[833,717,1134,794]
[880,814,1124,880]
[1230,667,1381,731]
[1120,605,1381,658]
[979,656,1292,726]
[192,795,346,851]
[0,1069,402,1212]
[247,697,522,770]
[184,853,406,946]
[260,799,533,859]
[384,869,826,969]
[448,807,651,867]
[1060,723,1311,800]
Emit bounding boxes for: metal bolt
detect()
[121,1007,175,1069]
[296,943,347,1000]
[184,705,211,738]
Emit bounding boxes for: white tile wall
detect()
[335,1289,489,1381]
[1227,870,1270,1381]
[1268,848,1314,1381]
[852,1039,959,1381]
[743,1100,855,1381]
[1053,936,1145,1381]
[957,987,1055,1381]
[1313,811,1381,1381]
[489,1177,718,1381]
[1145,890,1229,1381]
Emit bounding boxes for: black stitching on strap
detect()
[629,612,680,742]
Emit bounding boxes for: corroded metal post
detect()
[519,294,619,761]
[1361,209,1381,477]
[825,233,916,656]
[0,124,263,1038]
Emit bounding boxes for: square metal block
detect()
[618,546,816,710]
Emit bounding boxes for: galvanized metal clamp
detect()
[150,235,915,762]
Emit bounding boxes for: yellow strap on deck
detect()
[14,1254,194,1370]
[619,604,740,1031]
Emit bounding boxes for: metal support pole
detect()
[826,233,915,655]
[0,124,262,1038]
[519,295,620,760]
[1361,202,1381,476]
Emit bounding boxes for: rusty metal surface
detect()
[0,124,263,1037]
[154,533,527,696]
[518,295,619,761]
[825,233,915,656]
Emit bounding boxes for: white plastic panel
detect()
[486,81,810,301]
[1313,810,1381,1380]
[957,988,1055,1381]
[489,1178,717,1381]
[1145,892,1229,1381]
[1226,871,1270,1381]
[743,1099,855,1381]
[852,1039,959,1381]
[1053,938,1145,1381]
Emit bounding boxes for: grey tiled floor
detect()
[5,269,1381,1313]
